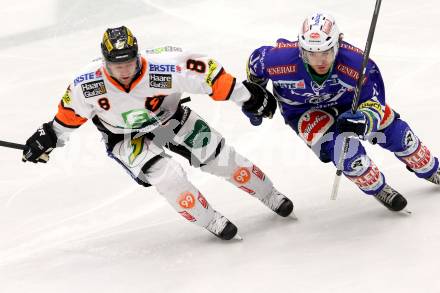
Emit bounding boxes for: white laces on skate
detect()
[376,185,398,204]
[206,212,228,236]
[260,188,285,211]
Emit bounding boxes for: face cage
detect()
[300,44,338,66]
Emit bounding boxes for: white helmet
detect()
[298,12,340,60]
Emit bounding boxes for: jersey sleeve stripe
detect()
[54,117,81,129]
[55,101,88,128]
[224,78,236,100]
[210,67,224,87]
[210,70,236,101]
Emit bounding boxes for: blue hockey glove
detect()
[336,110,369,138]
[242,109,263,126]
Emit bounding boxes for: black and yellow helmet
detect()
[101,26,138,63]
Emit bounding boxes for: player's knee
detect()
[201,144,246,177]
[380,118,416,153]
[343,153,370,175]
[133,156,187,194]
[147,157,185,184]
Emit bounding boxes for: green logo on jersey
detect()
[121,109,165,129]
[122,109,151,128]
[184,120,211,149]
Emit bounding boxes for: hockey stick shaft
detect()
[331,0,382,200]
[0,140,26,150]
[0,140,51,162]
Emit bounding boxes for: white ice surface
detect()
[1,0,440,292]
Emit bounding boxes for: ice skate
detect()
[374,184,407,212]
[206,211,240,240]
[260,188,295,218]
[426,167,440,185]
[406,165,440,185]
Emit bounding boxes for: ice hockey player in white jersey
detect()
[22,26,294,240]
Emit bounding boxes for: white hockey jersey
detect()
[53,46,251,140]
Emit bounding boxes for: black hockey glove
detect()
[336,110,369,139]
[241,80,277,119]
[22,122,57,163]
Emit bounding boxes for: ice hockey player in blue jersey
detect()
[244,12,440,212]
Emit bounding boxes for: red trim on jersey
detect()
[379,104,395,128]
[102,57,148,93]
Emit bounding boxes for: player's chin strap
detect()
[331,0,382,200]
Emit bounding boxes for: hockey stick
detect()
[1,140,50,162]
[0,140,26,150]
[330,0,382,200]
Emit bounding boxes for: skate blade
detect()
[402,208,412,215]
[289,212,298,220]
[234,234,243,241]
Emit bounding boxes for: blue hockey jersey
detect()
[247,39,386,132]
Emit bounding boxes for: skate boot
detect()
[206,211,238,240]
[374,184,407,212]
[260,188,294,217]
[426,167,440,185]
